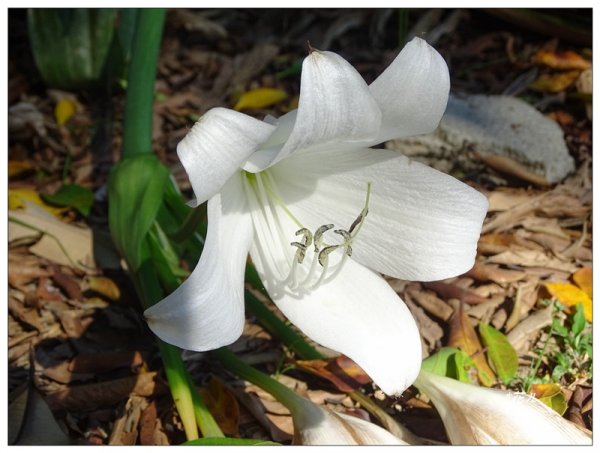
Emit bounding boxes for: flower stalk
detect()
[121,8,165,158]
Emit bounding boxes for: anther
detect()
[295,228,313,247]
[291,242,307,264]
[318,245,339,267]
[349,208,368,234]
[334,229,353,257]
[314,224,334,252]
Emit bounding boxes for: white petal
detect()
[250,237,422,396]
[271,146,488,281]
[144,173,251,351]
[178,107,274,205]
[369,37,450,143]
[244,50,382,172]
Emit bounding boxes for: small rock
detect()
[389,94,575,184]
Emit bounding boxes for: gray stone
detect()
[389,94,575,184]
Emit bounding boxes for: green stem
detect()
[121,8,165,158]
[185,373,224,438]
[157,340,200,440]
[171,206,206,243]
[212,347,303,410]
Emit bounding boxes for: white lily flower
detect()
[415,370,592,445]
[145,38,488,395]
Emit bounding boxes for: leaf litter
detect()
[7,8,592,445]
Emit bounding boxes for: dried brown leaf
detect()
[475,152,549,186]
[108,396,147,445]
[405,285,453,321]
[52,271,83,301]
[486,249,577,273]
[232,386,292,442]
[58,311,88,338]
[486,188,535,212]
[465,262,526,285]
[69,351,144,374]
[139,401,163,446]
[506,304,553,354]
[296,355,372,393]
[478,233,519,255]
[198,377,240,436]
[422,281,488,305]
[505,280,539,331]
[520,216,569,238]
[447,303,496,386]
[9,203,94,269]
[8,295,42,331]
[45,372,167,411]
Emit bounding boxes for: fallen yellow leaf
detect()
[529,71,581,93]
[530,383,568,415]
[8,188,66,217]
[55,98,77,126]
[532,50,591,71]
[544,282,592,322]
[572,267,592,299]
[234,87,287,111]
[8,160,35,178]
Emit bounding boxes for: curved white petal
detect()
[144,173,251,351]
[247,197,422,395]
[244,50,382,172]
[416,371,592,445]
[178,108,274,205]
[271,146,488,281]
[369,37,450,144]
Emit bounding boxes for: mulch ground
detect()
[7,8,592,445]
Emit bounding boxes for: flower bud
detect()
[415,370,591,445]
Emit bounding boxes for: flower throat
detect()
[243,170,371,291]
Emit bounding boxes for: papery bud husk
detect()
[416,370,591,445]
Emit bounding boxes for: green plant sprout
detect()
[521,301,592,392]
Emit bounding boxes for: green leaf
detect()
[183,437,280,446]
[421,347,476,383]
[421,347,461,376]
[28,9,118,89]
[42,184,94,216]
[450,350,477,383]
[107,154,169,271]
[479,323,519,385]
[571,304,587,337]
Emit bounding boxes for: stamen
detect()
[313,224,334,252]
[295,228,313,247]
[334,229,353,257]
[290,242,307,264]
[318,245,340,267]
[348,181,371,237]
[280,181,373,292]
